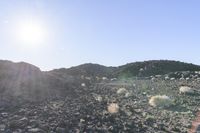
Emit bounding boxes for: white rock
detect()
[165,76,170,80]
[195,71,199,74]
[125,92,132,97]
[170,78,175,81]
[186,77,190,80]
[102,77,108,80]
[28,128,41,132]
[92,93,103,102]
[1,112,8,117]
[155,75,162,78]
[132,84,136,87]
[81,83,86,87]
[139,68,144,71]
[151,77,156,82]
[0,124,6,131]
[110,78,117,81]
[85,77,91,80]
[95,95,103,102]
[80,119,85,123]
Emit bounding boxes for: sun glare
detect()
[18,21,46,47]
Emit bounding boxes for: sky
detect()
[0,0,200,70]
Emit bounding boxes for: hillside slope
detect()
[114,60,200,78]
[50,60,200,78]
[49,63,116,78]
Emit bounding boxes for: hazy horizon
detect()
[1,0,200,70]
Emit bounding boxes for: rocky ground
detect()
[0,78,200,133]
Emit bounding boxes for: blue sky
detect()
[0,0,200,70]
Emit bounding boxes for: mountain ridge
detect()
[1,59,200,73]
[49,60,200,78]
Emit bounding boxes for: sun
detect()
[18,21,46,47]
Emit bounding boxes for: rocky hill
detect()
[114,60,200,78]
[0,60,81,103]
[0,60,45,101]
[49,60,200,78]
[49,63,116,78]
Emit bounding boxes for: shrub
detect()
[179,86,195,94]
[107,103,119,114]
[149,95,173,108]
[117,88,128,94]
[117,88,132,97]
